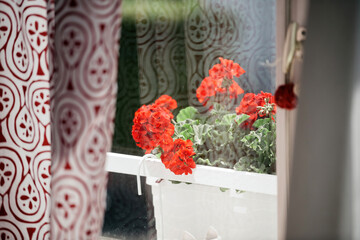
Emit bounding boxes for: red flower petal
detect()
[153,95,178,110]
[160,139,196,175]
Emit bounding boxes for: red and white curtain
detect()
[0,0,121,239]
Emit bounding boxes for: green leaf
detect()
[176,123,195,140]
[213,131,230,145]
[193,124,212,145]
[252,118,271,128]
[196,158,212,166]
[234,114,250,125]
[171,180,182,184]
[212,158,231,168]
[220,187,229,192]
[219,114,237,125]
[212,103,223,112]
[176,106,199,122]
[236,190,245,194]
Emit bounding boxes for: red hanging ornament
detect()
[275,83,298,110]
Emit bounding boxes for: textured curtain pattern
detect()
[134,0,276,112]
[111,0,142,155]
[104,0,154,238]
[0,1,51,239]
[0,0,122,239]
[49,0,121,239]
[184,0,276,108]
[136,0,188,108]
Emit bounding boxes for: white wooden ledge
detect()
[106,152,277,195]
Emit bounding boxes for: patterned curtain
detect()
[183,0,276,106]
[136,0,188,109]
[111,0,142,155]
[136,0,276,109]
[0,1,51,238]
[0,0,121,239]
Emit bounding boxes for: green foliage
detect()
[176,106,199,122]
[220,187,229,192]
[219,113,237,125]
[235,118,276,174]
[173,105,276,174]
[174,119,196,141]
[234,114,250,125]
[193,124,212,145]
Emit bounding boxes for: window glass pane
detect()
[103,0,277,239]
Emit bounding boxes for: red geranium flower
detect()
[228,80,245,99]
[196,77,218,105]
[236,93,258,127]
[196,58,245,106]
[256,91,276,117]
[209,57,246,80]
[236,91,276,128]
[275,83,298,110]
[159,135,174,152]
[208,63,225,80]
[132,104,174,153]
[154,95,178,111]
[161,139,196,175]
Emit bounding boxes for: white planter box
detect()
[148,179,277,240]
[106,153,277,240]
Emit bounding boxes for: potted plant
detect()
[131,58,277,239]
[132,57,276,176]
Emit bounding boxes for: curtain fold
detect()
[0,1,51,239]
[49,0,122,239]
[0,0,122,239]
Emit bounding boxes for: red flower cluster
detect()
[256,92,276,117]
[236,93,258,127]
[154,95,177,111]
[132,97,176,153]
[236,91,276,128]
[209,57,246,80]
[196,77,219,104]
[275,83,298,110]
[160,139,196,175]
[196,58,245,105]
[132,95,197,175]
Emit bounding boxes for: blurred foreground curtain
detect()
[0,0,121,239]
[286,0,360,239]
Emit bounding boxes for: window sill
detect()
[106,152,277,195]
